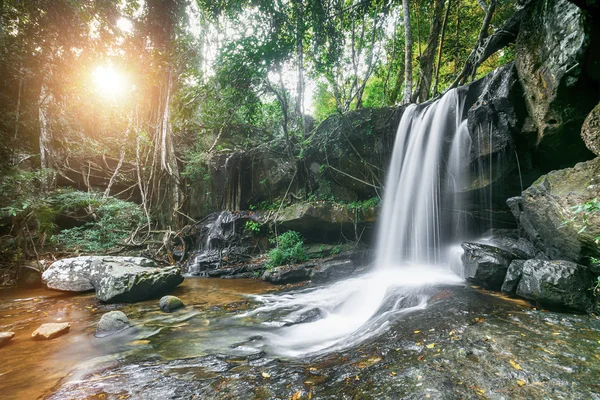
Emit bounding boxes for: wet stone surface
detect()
[38,284,600,400]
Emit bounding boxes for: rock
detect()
[516,0,597,169]
[42,256,183,303]
[311,259,356,284]
[274,202,377,244]
[262,263,313,284]
[501,260,527,293]
[284,308,324,326]
[582,102,600,156]
[31,322,71,340]
[480,229,537,260]
[461,242,520,290]
[95,311,130,338]
[509,158,600,263]
[515,259,594,311]
[159,295,184,312]
[90,263,183,303]
[0,332,15,347]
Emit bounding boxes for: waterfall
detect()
[376,88,471,267]
[238,89,469,358]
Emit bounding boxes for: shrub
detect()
[266,231,308,269]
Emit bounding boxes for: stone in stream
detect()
[461,242,521,290]
[95,311,130,338]
[514,259,594,312]
[0,332,15,347]
[42,256,184,303]
[31,322,71,340]
[159,295,184,313]
[262,263,313,284]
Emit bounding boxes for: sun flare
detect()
[92,65,129,99]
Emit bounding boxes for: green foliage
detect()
[569,198,600,241]
[266,230,308,269]
[345,197,380,212]
[53,193,145,253]
[244,220,262,234]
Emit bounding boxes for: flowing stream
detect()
[238,89,472,358]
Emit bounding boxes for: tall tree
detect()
[433,0,452,96]
[413,0,445,103]
[402,0,413,104]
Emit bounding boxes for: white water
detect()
[240,89,471,358]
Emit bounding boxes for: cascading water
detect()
[236,89,471,358]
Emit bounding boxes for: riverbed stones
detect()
[42,256,184,303]
[159,295,184,313]
[0,332,15,347]
[95,311,130,337]
[461,242,520,290]
[262,263,313,284]
[513,259,593,311]
[31,322,71,340]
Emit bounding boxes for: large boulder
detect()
[42,256,183,303]
[582,101,600,156]
[274,201,377,244]
[509,259,594,311]
[262,263,313,284]
[508,158,600,263]
[516,0,598,169]
[461,242,521,290]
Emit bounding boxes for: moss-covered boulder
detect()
[509,157,600,263]
[274,201,377,244]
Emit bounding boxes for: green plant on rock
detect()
[266,230,308,269]
[244,220,261,234]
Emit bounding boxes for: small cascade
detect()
[186,211,250,276]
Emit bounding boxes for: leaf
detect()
[414,330,421,334]
[516,379,526,387]
[509,360,523,370]
[261,372,271,378]
[426,343,436,349]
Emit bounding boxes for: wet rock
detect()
[508,158,600,263]
[292,308,324,325]
[159,295,184,312]
[262,263,313,284]
[0,332,15,347]
[31,322,71,340]
[516,0,597,169]
[582,101,600,156]
[480,229,537,259]
[311,259,356,284]
[42,256,183,303]
[515,259,594,311]
[95,311,130,337]
[461,242,520,290]
[501,260,527,293]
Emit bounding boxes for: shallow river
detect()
[1,277,599,399]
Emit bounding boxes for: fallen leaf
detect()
[417,355,424,361]
[449,330,455,336]
[414,330,421,334]
[426,343,435,349]
[510,360,523,370]
[261,372,271,379]
[390,371,397,376]
[292,390,302,400]
[516,379,526,387]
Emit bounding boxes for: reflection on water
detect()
[0,278,275,399]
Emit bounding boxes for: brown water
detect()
[0,278,275,400]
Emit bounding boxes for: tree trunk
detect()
[414,0,445,102]
[38,82,55,191]
[433,0,452,96]
[402,0,413,104]
[389,60,405,104]
[454,0,460,75]
[294,0,305,137]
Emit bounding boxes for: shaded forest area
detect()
[0,0,519,272]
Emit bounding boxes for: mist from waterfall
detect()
[238,89,471,358]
